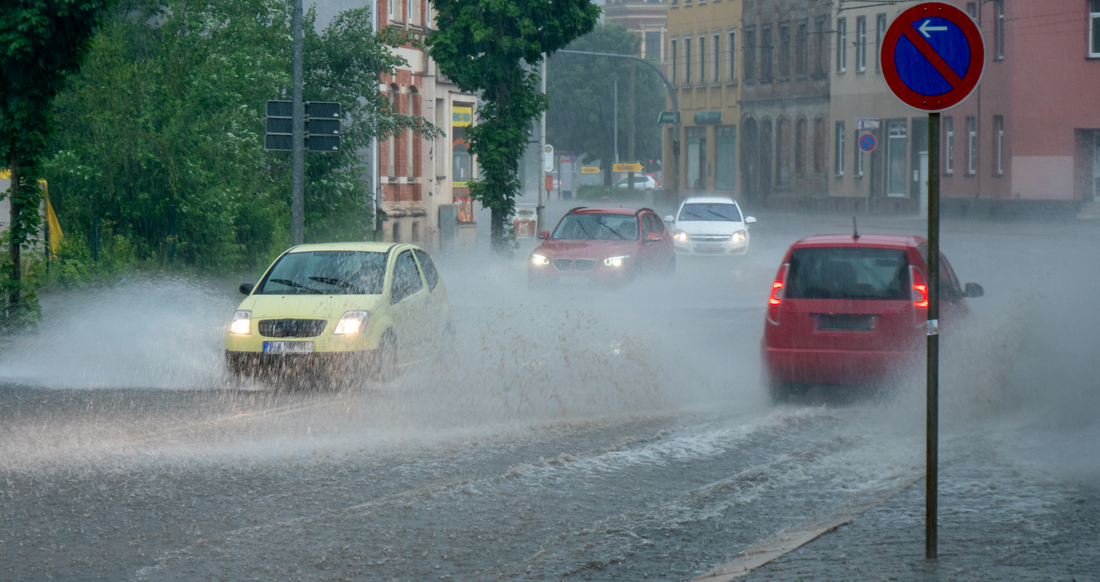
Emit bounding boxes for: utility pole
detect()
[613,78,619,164]
[537,58,547,234]
[628,61,636,198]
[370,0,380,240]
[291,0,304,246]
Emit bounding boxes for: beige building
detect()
[663,0,743,198]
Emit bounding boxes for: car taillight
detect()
[767,263,788,325]
[910,265,929,327]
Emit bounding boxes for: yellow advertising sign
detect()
[452,106,472,127]
[612,163,643,173]
[581,166,600,174]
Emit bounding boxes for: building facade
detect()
[378,0,479,249]
[664,0,743,197]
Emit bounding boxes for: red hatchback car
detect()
[528,206,676,287]
[762,233,983,401]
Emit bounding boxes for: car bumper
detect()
[674,238,749,255]
[527,262,635,285]
[225,349,376,376]
[763,346,917,384]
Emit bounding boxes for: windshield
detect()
[785,247,909,300]
[257,251,388,295]
[552,213,640,240]
[678,203,742,222]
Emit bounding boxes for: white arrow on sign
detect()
[919,19,949,38]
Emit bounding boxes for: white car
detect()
[615,175,658,190]
[664,197,756,255]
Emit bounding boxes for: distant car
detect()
[761,234,983,401]
[664,197,756,256]
[615,175,658,190]
[225,242,452,383]
[528,206,675,287]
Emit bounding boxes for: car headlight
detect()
[673,230,688,242]
[530,253,550,266]
[604,255,630,267]
[229,310,251,335]
[731,229,748,243]
[334,310,371,335]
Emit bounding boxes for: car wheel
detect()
[374,330,398,382]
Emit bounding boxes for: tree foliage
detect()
[428,0,599,252]
[547,24,666,185]
[1,0,117,322]
[43,0,433,276]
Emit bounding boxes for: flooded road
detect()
[2,210,1098,580]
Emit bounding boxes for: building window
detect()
[795,118,807,175]
[387,86,397,177]
[761,25,773,82]
[815,18,827,75]
[967,116,978,175]
[994,0,1005,60]
[744,28,756,82]
[671,40,677,86]
[887,121,908,196]
[876,14,886,72]
[411,0,420,26]
[994,115,1004,176]
[796,22,808,76]
[699,36,706,83]
[389,0,395,22]
[777,118,791,187]
[836,18,847,73]
[646,32,662,61]
[966,2,977,17]
[714,34,721,82]
[814,118,826,174]
[729,31,737,80]
[835,121,845,176]
[856,16,867,72]
[715,125,737,190]
[685,38,692,84]
[779,24,791,78]
[854,129,864,177]
[944,116,954,175]
[1091,0,1100,57]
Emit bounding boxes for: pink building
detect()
[939,0,1100,215]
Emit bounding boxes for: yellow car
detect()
[224,242,452,381]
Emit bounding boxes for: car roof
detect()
[568,207,645,216]
[791,234,926,249]
[286,242,410,253]
[682,196,738,205]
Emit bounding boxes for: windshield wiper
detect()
[309,276,364,294]
[267,278,323,294]
[575,222,595,239]
[706,209,735,221]
[682,210,706,220]
[596,221,626,239]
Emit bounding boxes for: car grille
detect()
[574,259,596,271]
[258,319,327,338]
[690,234,730,243]
[554,258,573,271]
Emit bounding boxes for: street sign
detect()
[657,111,679,124]
[856,117,880,131]
[580,166,600,174]
[858,133,878,153]
[265,100,341,152]
[306,135,340,152]
[306,118,340,136]
[305,101,340,119]
[881,3,984,112]
[612,163,643,173]
[543,145,554,173]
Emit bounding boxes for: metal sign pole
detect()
[291,0,304,246]
[926,110,940,561]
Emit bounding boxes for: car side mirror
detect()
[538,231,549,240]
[645,232,662,242]
[964,282,984,298]
[663,215,674,223]
[745,216,757,224]
[239,282,254,295]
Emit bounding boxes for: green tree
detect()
[428,0,599,253]
[1,0,117,322]
[547,24,666,186]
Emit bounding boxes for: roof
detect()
[682,196,738,205]
[286,242,406,253]
[791,234,926,249]
[568,206,644,216]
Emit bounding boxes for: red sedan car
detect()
[762,233,983,401]
[528,206,675,287]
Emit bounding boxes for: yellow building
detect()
[663,0,743,198]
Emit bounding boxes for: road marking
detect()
[691,472,923,581]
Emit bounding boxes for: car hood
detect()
[534,239,638,258]
[674,220,746,235]
[236,293,385,319]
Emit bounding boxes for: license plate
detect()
[817,314,876,331]
[263,341,314,354]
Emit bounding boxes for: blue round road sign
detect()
[881,3,985,112]
[858,133,877,153]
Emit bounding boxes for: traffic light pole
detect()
[291,0,304,246]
